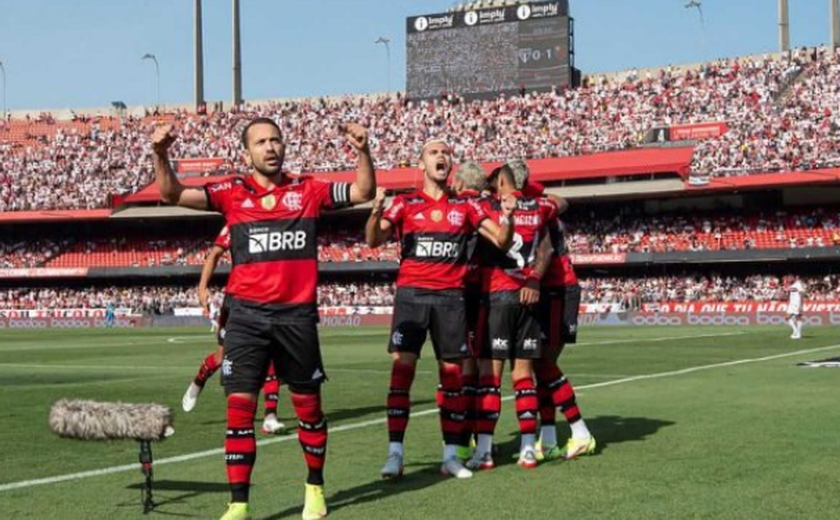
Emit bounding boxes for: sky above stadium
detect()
[0,0,833,111]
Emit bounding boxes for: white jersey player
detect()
[786,281,804,340]
[208,295,221,333]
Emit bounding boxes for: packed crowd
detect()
[0,239,68,268]
[2,48,840,212]
[4,204,839,269]
[4,273,836,312]
[580,274,840,305]
[0,282,397,313]
[0,232,401,268]
[566,207,840,253]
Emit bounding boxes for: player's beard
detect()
[254,155,283,177]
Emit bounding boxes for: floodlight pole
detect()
[232,0,243,106]
[195,0,205,108]
[375,36,392,92]
[0,60,6,120]
[779,0,790,52]
[141,54,160,109]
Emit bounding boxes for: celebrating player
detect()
[366,139,515,480]
[466,162,556,470]
[181,227,285,435]
[450,161,490,456]
[152,117,375,520]
[521,168,596,461]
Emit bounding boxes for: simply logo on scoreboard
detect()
[406,1,567,32]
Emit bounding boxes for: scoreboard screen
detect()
[406,1,574,100]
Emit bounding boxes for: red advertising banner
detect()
[174,158,232,176]
[0,308,132,318]
[640,301,840,314]
[579,311,840,327]
[0,268,89,279]
[669,121,728,141]
[570,253,627,265]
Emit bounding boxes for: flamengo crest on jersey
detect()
[383,191,487,291]
[204,175,351,312]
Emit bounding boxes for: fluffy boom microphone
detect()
[49,399,175,514]
[49,399,174,441]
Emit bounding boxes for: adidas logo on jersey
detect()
[241,198,255,209]
[413,213,425,220]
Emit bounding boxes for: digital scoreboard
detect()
[406,1,575,99]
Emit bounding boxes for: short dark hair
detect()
[490,164,515,187]
[241,117,282,149]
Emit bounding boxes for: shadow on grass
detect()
[493,414,676,463]
[259,461,446,520]
[121,480,229,517]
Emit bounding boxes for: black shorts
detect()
[216,294,233,346]
[465,284,483,358]
[483,291,542,360]
[538,284,581,348]
[222,299,325,395]
[388,287,468,360]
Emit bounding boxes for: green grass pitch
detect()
[1,325,839,519]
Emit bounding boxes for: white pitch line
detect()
[2,341,838,494]
[0,336,209,353]
[574,331,745,347]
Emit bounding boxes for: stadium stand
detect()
[2,206,838,269]
[2,48,840,212]
[3,275,836,313]
[0,282,397,313]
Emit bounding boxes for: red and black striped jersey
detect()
[458,189,486,288]
[204,174,351,320]
[383,190,487,291]
[214,226,231,250]
[480,194,557,293]
[544,214,578,287]
[522,182,578,288]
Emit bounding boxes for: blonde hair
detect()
[455,161,487,192]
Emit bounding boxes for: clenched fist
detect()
[501,194,518,217]
[151,124,177,155]
[371,187,387,214]
[339,122,369,152]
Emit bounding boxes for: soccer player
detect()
[182,228,285,435]
[152,117,375,520]
[366,139,515,480]
[450,162,489,457]
[787,280,805,340]
[526,172,596,461]
[466,163,556,471]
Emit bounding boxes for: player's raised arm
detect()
[151,124,209,209]
[521,232,553,305]
[477,194,516,252]
[340,122,376,204]
[546,193,570,215]
[366,188,395,247]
